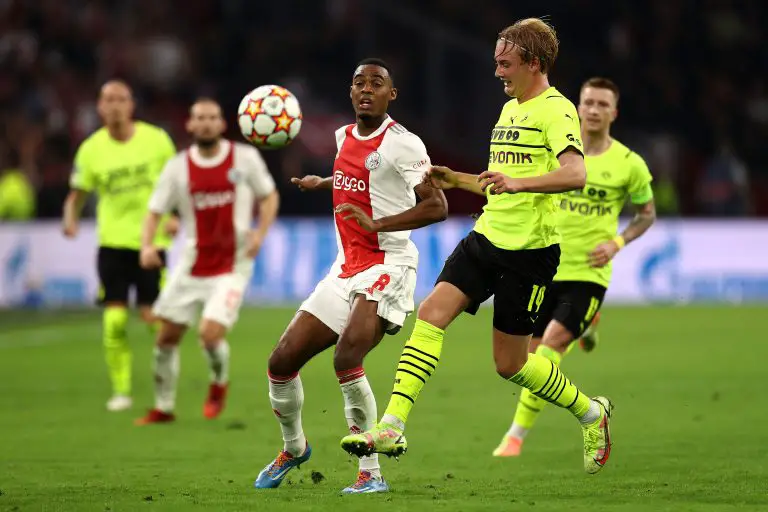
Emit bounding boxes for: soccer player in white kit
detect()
[253,59,448,494]
[134,98,280,425]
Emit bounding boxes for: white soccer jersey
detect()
[331,116,430,277]
[148,139,275,277]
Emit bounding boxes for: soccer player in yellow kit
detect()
[493,77,656,457]
[63,80,177,412]
[342,19,614,474]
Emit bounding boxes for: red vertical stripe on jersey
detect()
[188,145,236,277]
[333,122,394,277]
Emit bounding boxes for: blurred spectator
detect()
[0,168,36,221]
[695,144,752,217]
[0,0,765,218]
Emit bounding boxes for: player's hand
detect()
[425,166,458,190]
[62,220,79,239]
[164,216,180,237]
[477,171,522,195]
[589,240,621,268]
[246,231,265,259]
[140,246,163,269]
[335,203,378,232]
[291,175,325,192]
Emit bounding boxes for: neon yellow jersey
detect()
[555,138,653,286]
[474,87,583,250]
[70,122,176,250]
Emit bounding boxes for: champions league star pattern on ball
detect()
[237,85,303,149]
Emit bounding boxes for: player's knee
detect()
[199,320,227,348]
[541,323,574,353]
[495,357,527,380]
[416,299,450,328]
[333,344,363,372]
[333,332,368,372]
[156,321,184,347]
[267,341,301,377]
[267,350,297,377]
[543,337,570,353]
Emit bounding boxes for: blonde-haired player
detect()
[343,18,614,475]
[494,77,655,457]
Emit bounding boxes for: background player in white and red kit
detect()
[253,59,448,494]
[134,98,280,425]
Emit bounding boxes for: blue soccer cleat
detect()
[254,444,312,489]
[340,470,390,494]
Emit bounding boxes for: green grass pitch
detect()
[1,306,767,511]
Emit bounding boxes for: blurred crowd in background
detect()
[0,0,766,221]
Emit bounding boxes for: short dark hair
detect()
[581,77,620,103]
[189,97,222,114]
[355,57,394,85]
[192,96,220,107]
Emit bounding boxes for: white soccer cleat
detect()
[106,395,133,411]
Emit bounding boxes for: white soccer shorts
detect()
[152,269,249,329]
[299,263,417,335]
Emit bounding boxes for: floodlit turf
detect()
[1,306,767,511]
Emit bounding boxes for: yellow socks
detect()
[508,345,590,420]
[511,345,564,432]
[381,319,444,430]
[103,307,131,396]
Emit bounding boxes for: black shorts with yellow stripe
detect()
[531,280,607,339]
[96,247,167,306]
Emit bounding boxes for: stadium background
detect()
[1,1,766,511]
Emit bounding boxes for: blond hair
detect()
[498,18,559,74]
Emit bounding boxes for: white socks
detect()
[579,399,602,425]
[506,422,530,440]
[337,367,381,479]
[203,340,230,385]
[268,373,307,457]
[154,345,179,413]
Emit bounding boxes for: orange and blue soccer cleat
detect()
[340,470,390,494]
[254,444,312,489]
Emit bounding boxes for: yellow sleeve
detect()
[627,152,654,204]
[158,128,177,162]
[69,142,96,192]
[543,100,583,157]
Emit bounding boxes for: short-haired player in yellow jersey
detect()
[493,77,656,457]
[62,80,177,412]
[342,19,614,475]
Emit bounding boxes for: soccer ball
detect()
[237,85,302,149]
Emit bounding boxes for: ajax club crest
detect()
[365,151,381,171]
[227,168,243,184]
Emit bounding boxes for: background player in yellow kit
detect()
[494,77,656,457]
[62,80,177,412]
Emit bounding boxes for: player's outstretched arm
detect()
[479,150,586,195]
[290,175,332,192]
[589,199,656,268]
[62,189,89,238]
[336,183,447,233]
[427,166,486,196]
